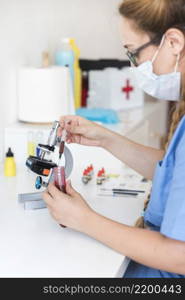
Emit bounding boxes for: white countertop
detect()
[103,99,163,135]
[5,100,161,136]
[0,143,150,278]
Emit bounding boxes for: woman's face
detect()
[121,17,181,75]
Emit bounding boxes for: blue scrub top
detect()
[124,115,185,278]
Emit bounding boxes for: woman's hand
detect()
[58,115,113,148]
[42,180,94,232]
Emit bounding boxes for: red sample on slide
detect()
[53,166,67,228]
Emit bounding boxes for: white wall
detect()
[0,0,124,159]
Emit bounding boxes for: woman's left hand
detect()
[42,180,93,232]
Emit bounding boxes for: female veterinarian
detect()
[43,0,185,278]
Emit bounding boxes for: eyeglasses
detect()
[124,36,161,67]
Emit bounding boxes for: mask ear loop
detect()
[174,54,180,73]
[151,35,166,63]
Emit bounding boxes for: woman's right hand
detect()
[58,115,112,148]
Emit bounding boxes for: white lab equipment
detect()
[87,67,144,111]
[17,66,75,123]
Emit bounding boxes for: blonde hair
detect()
[119,0,185,228]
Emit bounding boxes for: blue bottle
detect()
[55,38,75,84]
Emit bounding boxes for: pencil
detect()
[101,188,145,193]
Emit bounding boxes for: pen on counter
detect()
[100,188,145,194]
[113,191,138,196]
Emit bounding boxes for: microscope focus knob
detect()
[35,176,43,190]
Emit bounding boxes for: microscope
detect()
[18,121,73,210]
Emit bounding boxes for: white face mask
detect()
[130,35,181,101]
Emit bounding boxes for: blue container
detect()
[55,38,75,83]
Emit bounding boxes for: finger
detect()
[70,119,79,129]
[70,134,81,144]
[57,127,62,137]
[66,132,72,140]
[66,180,79,197]
[50,210,59,222]
[60,119,65,128]
[66,123,87,135]
[47,182,62,198]
[59,115,78,127]
[59,116,70,124]
[66,139,72,144]
[66,132,80,144]
[42,191,54,206]
[58,122,72,137]
[46,203,53,211]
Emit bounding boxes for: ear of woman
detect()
[165,28,185,57]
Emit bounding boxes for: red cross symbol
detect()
[122,79,134,100]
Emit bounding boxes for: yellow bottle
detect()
[27,131,36,156]
[69,38,82,109]
[4,148,16,177]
